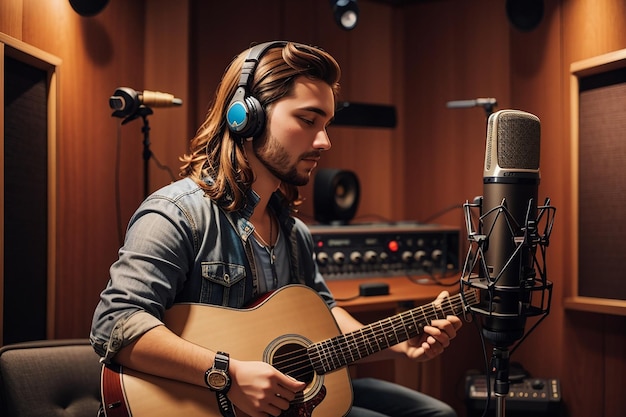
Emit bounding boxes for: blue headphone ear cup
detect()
[226,89,266,139]
[226,41,287,138]
[226,87,250,135]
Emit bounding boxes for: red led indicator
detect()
[388,241,399,252]
[317,241,324,248]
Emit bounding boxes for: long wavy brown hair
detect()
[179,42,341,212]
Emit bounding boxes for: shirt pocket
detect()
[201,261,246,287]
[200,261,247,306]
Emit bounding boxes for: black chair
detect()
[0,339,101,417]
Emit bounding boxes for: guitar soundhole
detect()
[264,335,325,406]
[273,343,315,385]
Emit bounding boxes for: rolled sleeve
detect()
[91,311,164,364]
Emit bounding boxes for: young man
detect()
[91,41,462,417]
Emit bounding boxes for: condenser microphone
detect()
[479,109,541,347]
[109,87,182,118]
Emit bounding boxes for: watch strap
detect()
[209,352,235,417]
[213,352,230,372]
[204,351,231,392]
[216,392,236,417]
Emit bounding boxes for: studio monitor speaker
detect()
[313,169,360,224]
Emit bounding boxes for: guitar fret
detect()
[331,335,347,368]
[388,316,402,345]
[306,289,477,376]
[359,327,375,356]
[402,311,417,338]
[431,303,439,320]
[380,318,392,347]
[439,303,447,317]
[419,305,429,325]
[373,321,389,350]
[397,313,411,340]
[335,334,351,368]
[346,333,359,363]
[328,340,339,369]
[318,339,333,373]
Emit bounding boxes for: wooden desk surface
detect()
[326,275,461,313]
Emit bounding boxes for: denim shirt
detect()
[90,177,336,362]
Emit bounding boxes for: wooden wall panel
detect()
[401,0,510,231]
[52,2,147,339]
[1,0,148,339]
[557,1,626,416]
[0,0,22,38]
[144,0,191,193]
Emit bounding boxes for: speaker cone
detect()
[314,169,360,224]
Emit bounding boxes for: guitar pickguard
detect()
[283,386,326,417]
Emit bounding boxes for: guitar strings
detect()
[286,293,473,374]
[269,292,477,379]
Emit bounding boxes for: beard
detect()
[253,133,320,186]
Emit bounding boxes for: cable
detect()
[419,203,464,224]
[115,121,124,248]
[150,152,177,183]
[114,121,177,248]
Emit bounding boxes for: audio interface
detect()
[465,374,562,417]
[308,222,460,280]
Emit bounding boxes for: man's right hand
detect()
[228,359,307,417]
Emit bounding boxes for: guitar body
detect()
[101,285,353,417]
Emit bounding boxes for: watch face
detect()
[208,371,227,389]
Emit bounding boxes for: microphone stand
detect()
[121,105,154,198]
[491,345,511,417]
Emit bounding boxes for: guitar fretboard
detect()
[308,290,477,374]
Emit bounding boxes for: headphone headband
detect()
[237,41,287,89]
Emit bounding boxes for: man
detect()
[91,41,462,417]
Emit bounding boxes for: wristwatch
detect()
[205,351,231,393]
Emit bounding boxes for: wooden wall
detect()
[1,0,148,342]
[1,0,625,416]
[558,2,626,416]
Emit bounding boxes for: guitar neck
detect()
[308,290,475,374]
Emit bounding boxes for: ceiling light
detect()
[331,0,359,31]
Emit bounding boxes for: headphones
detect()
[226,41,288,140]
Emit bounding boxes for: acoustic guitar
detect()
[101,284,477,417]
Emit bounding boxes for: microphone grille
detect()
[487,110,540,171]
